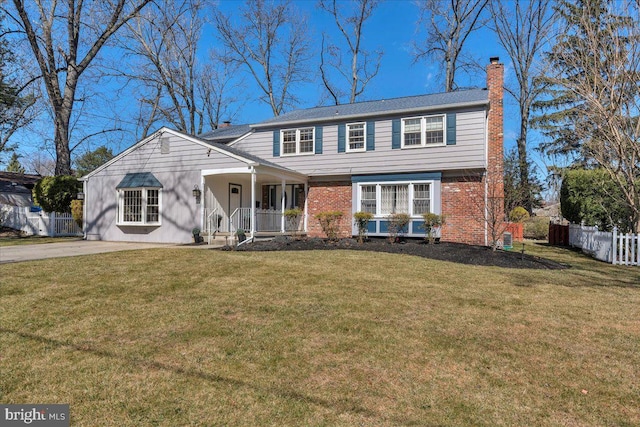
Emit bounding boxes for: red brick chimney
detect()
[486,56,504,214]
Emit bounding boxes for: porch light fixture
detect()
[77,192,85,200]
[192,185,202,203]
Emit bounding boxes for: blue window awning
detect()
[116,172,163,189]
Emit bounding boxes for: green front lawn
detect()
[0,244,638,426]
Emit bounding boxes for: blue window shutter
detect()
[446,113,456,145]
[315,126,323,154]
[338,123,346,153]
[392,119,401,149]
[366,121,375,151]
[273,130,280,157]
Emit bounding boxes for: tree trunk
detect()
[54,108,72,175]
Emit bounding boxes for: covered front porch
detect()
[200,164,308,242]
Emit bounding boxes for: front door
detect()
[229,183,242,231]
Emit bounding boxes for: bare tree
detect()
[214,0,311,116]
[552,1,640,232]
[415,0,489,92]
[0,12,38,153]
[198,52,244,132]
[6,0,152,176]
[122,0,240,137]
[491,0,556,213]
[318,0,382,105]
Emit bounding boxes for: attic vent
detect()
[160,136,170,154]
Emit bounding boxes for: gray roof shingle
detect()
[198,124,252,142]
[116,172,163,189]
[252,89,488,128]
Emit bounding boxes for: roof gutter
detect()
[250,99,489,129]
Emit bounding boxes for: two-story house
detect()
[81,58,503,246]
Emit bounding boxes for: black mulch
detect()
[223,236,567,270]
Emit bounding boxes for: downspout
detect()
[484,170,488,247]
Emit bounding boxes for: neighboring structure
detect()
[82,58,504,245]
[0,172,41,207]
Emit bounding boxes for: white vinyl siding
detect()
[232,109,486,176]
[402,115,445,148]
[118,188,161,225]
[347,122,366,152]
[281,128,315,156]
[359,181,434,217]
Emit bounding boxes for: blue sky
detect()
[11,0,541,177]
[211,0,526,158]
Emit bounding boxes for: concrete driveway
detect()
[0,240,176,264]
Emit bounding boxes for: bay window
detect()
[118,188,162,225]
[359,181,433,217]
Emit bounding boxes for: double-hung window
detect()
[116,172,163,225]
[347,122,366,152]
[281,128,315,155]
[402,115,445,147]
[359,181,433,217]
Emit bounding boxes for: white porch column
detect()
[281,178,286,233]
[251,167,256,238]
[303,181,308,232]
[200,174,205,230]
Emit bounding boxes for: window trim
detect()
[346,122,367,153]
[280,127,315,156]
[357,180,434,218]
[117,187,163,226]
[401,114,446,148]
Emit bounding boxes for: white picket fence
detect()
[569,224,639,266]
[0,204,83,237]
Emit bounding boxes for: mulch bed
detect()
[226,236,567,270]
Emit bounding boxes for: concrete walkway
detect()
[0,240,181,264]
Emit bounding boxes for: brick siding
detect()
[307,181,352,238]
[441,174,486,245]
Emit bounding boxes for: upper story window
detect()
[402,114,445,148]
[281,127,314,156]
[347,122,366,152]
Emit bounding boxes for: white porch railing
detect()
[0,204,83,237]
[568,223,639,266]
[230,207,252,233]
[228,208,304,233]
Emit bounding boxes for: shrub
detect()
[33,175,80,213]
[524,216,550,240]
[353,211,374,244]
[284,208,303,236]
[421,213,445,244]
[509,206,530,223]
[70,200,83,228]
[316,210,343,241]
[387,212,410,243]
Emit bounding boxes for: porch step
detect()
[203,234,233,247]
